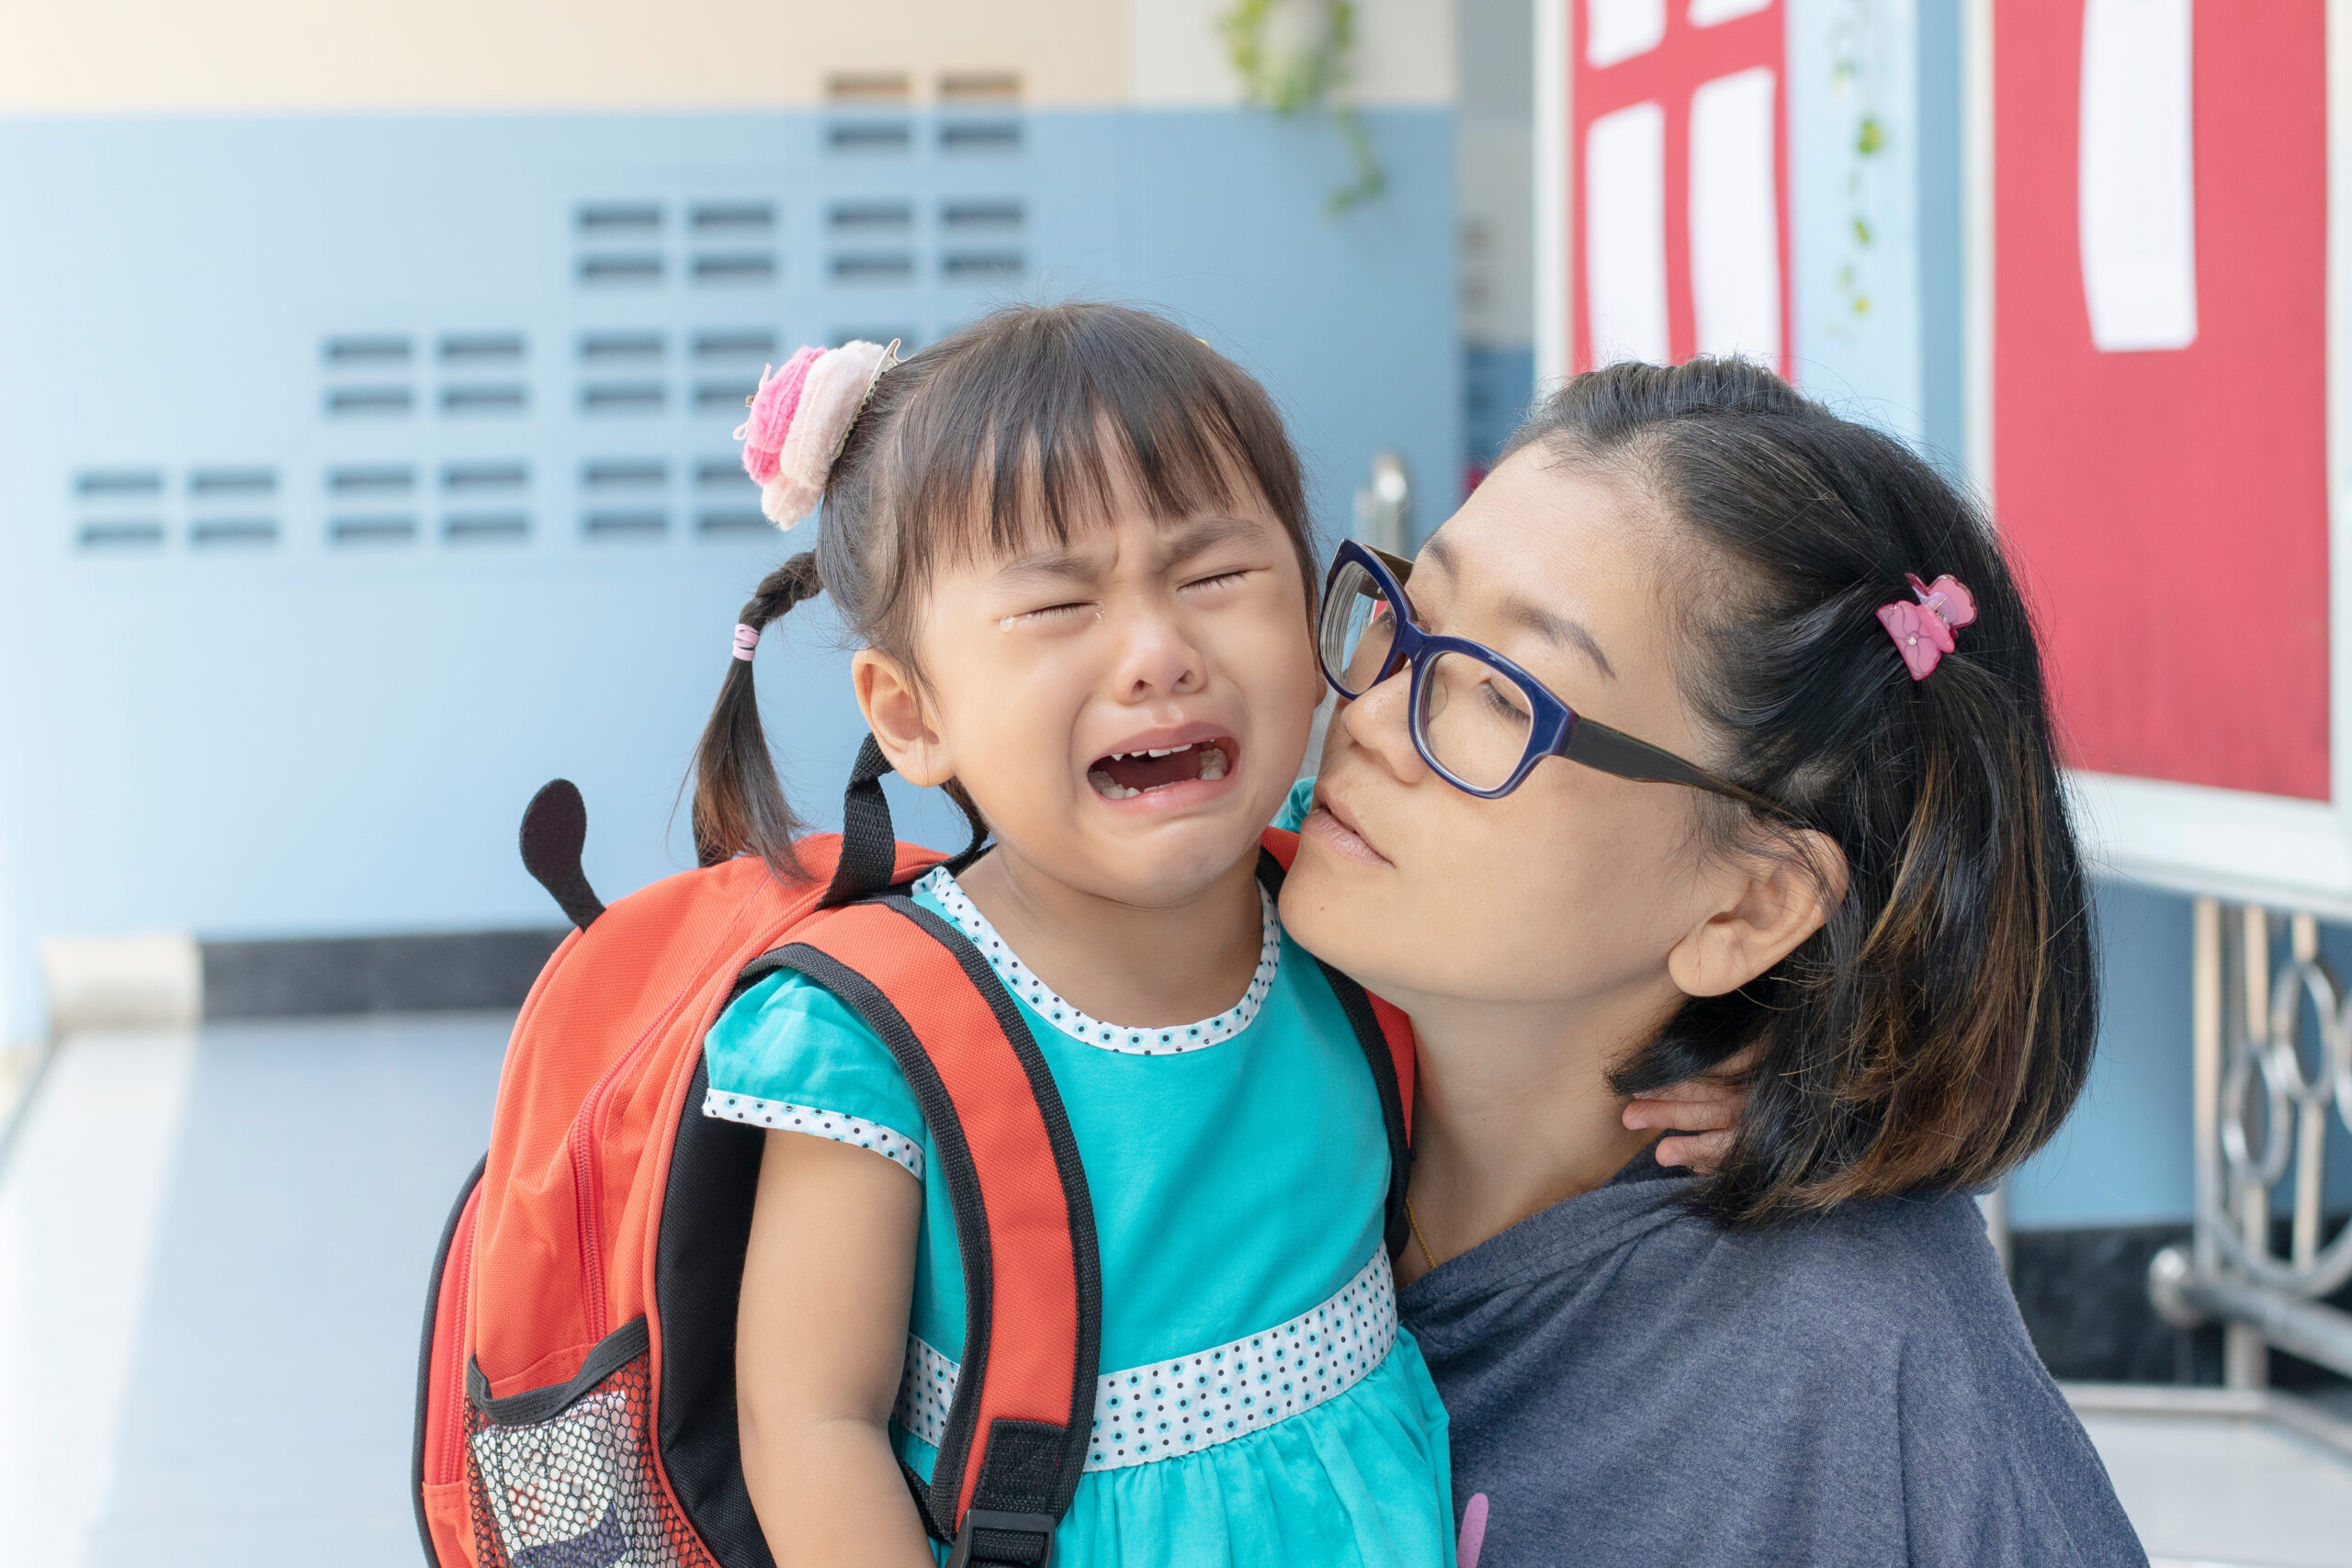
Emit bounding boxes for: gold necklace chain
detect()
[1403,1192,1441,1272]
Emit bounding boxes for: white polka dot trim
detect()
[700,1088,923,1179]
[914,866,1281,1055]
[892,1248,1398,1472]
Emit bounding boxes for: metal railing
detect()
[2149,899,2352,1382]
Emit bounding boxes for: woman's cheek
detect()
[1411,790,1622,994]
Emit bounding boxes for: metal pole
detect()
[2178,1271,2352,1382]
[2229,904,2272,1389]
[2290,913,2327,1269]
[2193,897,2222,1281]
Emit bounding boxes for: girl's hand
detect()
[1621,1046,1758,1174]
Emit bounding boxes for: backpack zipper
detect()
[440,1198,477,1485]
[567,987,694,1347]
[571,1106,607,1346]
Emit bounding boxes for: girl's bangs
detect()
[890,314,1276,567]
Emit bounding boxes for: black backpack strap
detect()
[821,736,991,908]
[750,897,1100,1566]
[1255,847,1414,1262]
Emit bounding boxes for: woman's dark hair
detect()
[691,301,1315,879]
[1504,357,2096,1226]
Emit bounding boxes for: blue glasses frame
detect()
[1317,538,1785,810]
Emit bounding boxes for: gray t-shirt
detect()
[1397,1153,2147,1567]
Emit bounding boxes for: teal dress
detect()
[704,862,1453,1567]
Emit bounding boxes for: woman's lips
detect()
[1302,800,1391,868]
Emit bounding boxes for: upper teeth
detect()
[1114,743,1195,760]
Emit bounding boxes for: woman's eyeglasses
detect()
[1317,539,1785,811]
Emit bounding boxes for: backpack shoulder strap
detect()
[747,895,1099,1567]
[1256,827,1417,1263]
[821,735,990,908]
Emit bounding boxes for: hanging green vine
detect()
[1219,0,1387,216]
[1826,0,1889,328]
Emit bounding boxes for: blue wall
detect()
[2007,878,2352,1231]
[2008,881,2198,1228]
[0,106,1458,1040]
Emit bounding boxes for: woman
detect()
[1281,359,2145,1566]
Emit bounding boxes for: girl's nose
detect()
[1110,602,1206,700]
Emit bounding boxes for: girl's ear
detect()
[852,649,956,787]
[1666,829,1848,999]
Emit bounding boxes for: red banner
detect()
[1571,0,1790,376]
[1995,1,2329,799]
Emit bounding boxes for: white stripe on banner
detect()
[1689,66,1784,363]
[1690,0,1774,26]
[1586,101,1671,366]
[2078,0,2198,352]
[1587,0,1667,68]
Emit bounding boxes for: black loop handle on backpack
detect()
[822,735,991,908]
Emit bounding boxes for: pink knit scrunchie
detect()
[736,347,822,487]
[731,339,896,529]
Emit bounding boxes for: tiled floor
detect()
[1,1016,2347,1567]
[2075,1404,2352,1568]
[0,1017,503,1568]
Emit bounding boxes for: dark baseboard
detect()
[200,929,569,1020]
[2014,1218,2351,1392]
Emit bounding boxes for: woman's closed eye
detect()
[1478,676,1531,723]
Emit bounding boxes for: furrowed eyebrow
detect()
[991,513,1265,591]
[992,544,1109,591]
[1157,513,1271,566]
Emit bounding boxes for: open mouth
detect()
[1087,739,1236,801]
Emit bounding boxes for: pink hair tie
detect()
[731,623,760,661]
[1876,573,1977,681]
[731,337,901,530]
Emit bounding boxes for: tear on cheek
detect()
[1086,740,1233,799]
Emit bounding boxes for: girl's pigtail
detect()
[693,336,900,881]
[692,551,826,879]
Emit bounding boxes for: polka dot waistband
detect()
[914,866,1282,1055]
[892,1248,1399,1472]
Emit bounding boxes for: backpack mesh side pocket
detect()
[464,1320,717,1568]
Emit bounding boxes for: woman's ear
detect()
[1666,829,1848,998]
[852,649,956,787]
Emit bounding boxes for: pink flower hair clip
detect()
[1875,572,1977,681]
[733,337,902,528]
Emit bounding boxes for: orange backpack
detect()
[413,741,1415,1568]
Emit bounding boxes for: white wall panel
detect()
[1127,0,1457,107]
[1584,100,1672,364]
[0,0,1128,111]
